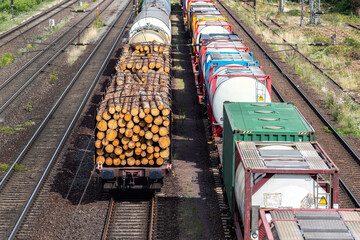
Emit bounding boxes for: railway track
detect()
[217,0,360,208]
[102,196,157,240]
[0,1,133,238]
[244,5,360,105]
[347,23,360,31]
[0,0,116,116]
[0,0,78,49]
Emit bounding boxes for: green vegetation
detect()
[49,71,58,84]
[0,0,55,14]
[0,163,27,173]
[225,0,360,138]
[32,16,70,43]
[0,0,60,32]
[95,18,107,29]
[0,53,14,68]
[322,0,352,14]
[25,101,32,112]
[324,126,333,133]
[0,121,35,135]
[286,9,301,16]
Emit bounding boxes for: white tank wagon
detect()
[129,7,171,44]
[198,40,248,63]
[193,20,231,47]
[207,66,271,126]
[141,0,171,15]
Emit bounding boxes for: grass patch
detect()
[0,0,63,33]
[0,121,36,135]
[324,126,333,133]
[66,23,98,65]
[95,18,107,29]
[49,71,58,84]
[225,0,360,138]
[0,53,14,68]
[0,163,27,173]
[25,101,33,112]
[286,9,301,16]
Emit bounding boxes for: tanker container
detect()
[193,20,232,47]
[129,7,171,44]
[198,38,248,63]
[207,66,271,129]
[201,52,258,83]
[222,102,339,240]
[183,0,218,25]
[191,14,227,33]
[141,0,171,15]
[188,4,220,27]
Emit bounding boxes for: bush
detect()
[286,9,301,16]
[343,37,360,49]
[324,0,352,14]
[0,53,14,68]
[49,71,58,84]
[324,45,346,55]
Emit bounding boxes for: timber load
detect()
[95,42,171,167]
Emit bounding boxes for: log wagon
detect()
[94,0,172,190]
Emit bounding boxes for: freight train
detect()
[181,0,359,239]
[92,0,359,238]
[93,0,172,190]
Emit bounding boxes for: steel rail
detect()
[272,84,360,208]
[0,0,77,48]
[148,197,155,240]
[348,23,360,31]
[101,198,115,240]
[255,18,344,91]
[7,5,133,239]
[0,0,114,114]
[0,0,110,92]
[218,0,360,207]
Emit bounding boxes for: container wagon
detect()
[181,1,356,239]
[222,102,340,239]
[93,0,172,191]
[183,0,272,135]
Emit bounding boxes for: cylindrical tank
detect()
[198,41,247,64]
[193,20,231,46]
[234,145,329,223]
[191,14,227,37]
[208,66,271,125]
[141,0,171,15]
[129,7,171,44]
[200,52,255,82]
[187,1,216,13]
[188,4,219,21]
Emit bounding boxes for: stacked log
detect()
[95,42,171,167]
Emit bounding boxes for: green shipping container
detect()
[222,102,316,217]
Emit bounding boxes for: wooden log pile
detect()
[95,42,171,167]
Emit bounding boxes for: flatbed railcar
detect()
[94,0,173,191]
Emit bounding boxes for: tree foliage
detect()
[0,0,54,15]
